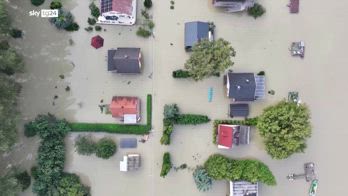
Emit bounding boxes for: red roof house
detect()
[91,35,104,49]
[109,96,140,123]
[218,124,233,149]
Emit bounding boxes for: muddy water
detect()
[2,0,348,196]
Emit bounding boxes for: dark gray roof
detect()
[120,138,137,148]
[233,125,250,145]
[107,48,141,73]
[229,104,249,117]
[227,72,256,101]
[184,21,209,50]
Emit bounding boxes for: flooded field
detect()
[2,0,348,195]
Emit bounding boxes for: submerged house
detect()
[213,0,255,12]
[108,48,142,74]
[224,72,265,102]
[229,181,258,196]
[229,103,249,118]
[184,21,214,51]
[98,0,137,25]
[109,96,140,124]
[217,124,250,149]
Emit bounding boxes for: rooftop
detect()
[107,48,141,73]
[226,72,256,101]
[184,21,210,50]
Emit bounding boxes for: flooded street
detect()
[2,0,348,195]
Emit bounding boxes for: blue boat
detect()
[208,87,213,102]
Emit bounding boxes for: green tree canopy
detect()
[0,0,10,34]
[0,48,24,75]
[204,154,276,186]
[57,173,90,196]
[257,101,311,159]
[184,38,235,81]
[0,169,21,196]
[95,138,116,159]
[193,167,213,192]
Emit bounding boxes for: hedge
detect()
[160,152,172,177]
[172,69,191,78]
[70,94,152,134]
[160,119,174,145]
[212,118,258,144]
[175,114,210,125]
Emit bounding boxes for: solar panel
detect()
[101,0,113,13]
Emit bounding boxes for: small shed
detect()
[229,104,249,118]
[120,154,141,172]
[120,138,137,148]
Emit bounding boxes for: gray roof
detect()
[227,72,256,101]
[233,125,250,145]
[231,181,258,196]
[120,138,137,148]
[107,48,141,73]
[229,104,249,117]
[184,21,209,50]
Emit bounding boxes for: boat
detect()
[208,87,213,102]
[309,179,318,196]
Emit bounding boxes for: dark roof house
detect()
[108,48,142,73]
[184,21,210,51]
[213,0,255,12]
[225,72,265,101]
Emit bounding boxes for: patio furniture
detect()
[290,41,305,58]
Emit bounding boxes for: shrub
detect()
[89,2,100,18]
[212,118,258,144]
[163,104,179,121]
[141,9,150,19]
[57,173,90,196]
[30,166,38,180]
[31,0,45,6]
[248,3,266,19]
[257,101,311,159]
[204,154,276,186]
[0,40,9,50]
[50,0,62,9]
[144,0,152,9]
[95,138,116,159]
[175,114,210,125]
[64,22,79,31]
[160,152,172,177]
[148,20,155,30]
[9,28,22,38]
[146,94,152,126]
[172,69,191,78]
[70,123,151,134]
[84,26,93,32]
[95,25,102,31]
[24,122,37,137]
[15,171,31,190]
[75,135,96,156]
[257,71,265,76]
[88,17,97,25]
[193,167,212,192]
[136,27,151,38]
[160,119,174,145]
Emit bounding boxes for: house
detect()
[229,181,258,196]
[213,0,255,12]
[98,0,137,25]
[109,96,140,123]
[217,124,250,149]
[107,48,142,73]
[120,154,141,172]
[224,72,265,101]
[184,21,213,51]
[229,104,249,118]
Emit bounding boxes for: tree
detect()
[0,48,24,75]
[184,38,235,81]
[0,74,21,152]
[257,101,311,159]
[163,104,179,121]
[248,3,266,19]
[50,0,62,9]
[0,169,21,196]
[15,171,31,190]
[49,9,74,30]
[144,0,152,9]
[0,0,10,34]
[31,0,45,6]
[95,138,116,159]
[89,2,100,18]
[193,167,213,192]
[204,154,276,186]
[75,135,96,156]
[57,173,90,196]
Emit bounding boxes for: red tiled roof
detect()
[112,0,133,15]
[218,125,233,148]
[109,96,140,118]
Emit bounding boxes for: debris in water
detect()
[100,99,104,103]
[59,74,64,79]
[77,102,83,108]
[65,86,70,91]
[54,95,58,99]
[68,39,74,45]
[127,81,131,85]
[170,43,173,46]
[268,90,275,95]
[55,86,57,89]
[148,73,153,79]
